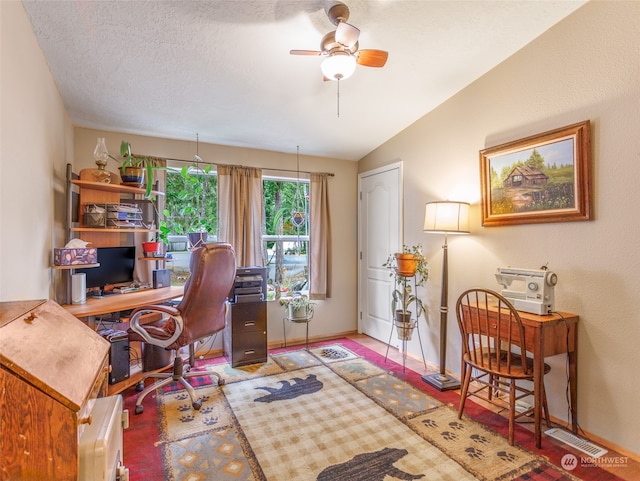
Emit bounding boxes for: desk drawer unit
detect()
[224,301,267,367]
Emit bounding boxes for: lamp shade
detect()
[423,201,470,234]
[321,52,357,81]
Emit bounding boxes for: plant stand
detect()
[282,311,313,351]
[384,274,427,373]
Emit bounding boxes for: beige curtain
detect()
[309,173,331,300]
[218,164,263,267]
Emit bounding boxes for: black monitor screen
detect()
[77,246,135,290]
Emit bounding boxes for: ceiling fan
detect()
[290,2,388,81]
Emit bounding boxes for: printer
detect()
[230,266,267,303]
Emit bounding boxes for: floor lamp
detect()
[422,201,470,391]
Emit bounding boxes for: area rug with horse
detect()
[122,338,618,481]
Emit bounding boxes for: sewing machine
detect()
[495,267,558,315]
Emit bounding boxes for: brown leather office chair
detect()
[455,288,551,445]
[127,242,236,414]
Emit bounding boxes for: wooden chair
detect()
[127,242,236,414]
[455,288,551,445]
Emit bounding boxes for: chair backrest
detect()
[176,242,236,346]
[455,288,529,376]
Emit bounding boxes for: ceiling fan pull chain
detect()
[337,78,341,117]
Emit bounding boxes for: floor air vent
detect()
[545,428,608,458]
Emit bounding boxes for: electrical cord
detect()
[552,310,592,441]
[194,332,219,360]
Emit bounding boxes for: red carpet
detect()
[122,338,622,480]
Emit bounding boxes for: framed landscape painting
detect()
[480,120,592,227]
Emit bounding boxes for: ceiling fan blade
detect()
[290,49,322,56]
[357,49,388,68]
[335,22,360,48]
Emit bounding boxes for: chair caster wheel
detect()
[135,405,144,415]
[217,378,226,386]
[192,400,202,410]
[135,382,144,392]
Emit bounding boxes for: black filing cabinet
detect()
[224,301,267,367]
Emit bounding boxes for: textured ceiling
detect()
[22,0,586,161]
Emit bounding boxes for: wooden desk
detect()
[1,300,110,480]
[63,286,184,395]
[63,285,184,318]
[467,305,579,448]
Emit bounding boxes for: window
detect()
[163,167,310,296]
[263,177,310,299]
[165,166,218,236]
[164,166,218,285]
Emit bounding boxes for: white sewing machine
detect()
[495,267,558,315]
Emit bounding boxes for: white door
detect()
[358,162,402,346]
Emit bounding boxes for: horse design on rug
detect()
[317,447,424,481]
[254,374,323,402]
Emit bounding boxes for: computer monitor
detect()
[76,246,136,292]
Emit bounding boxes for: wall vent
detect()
[545,428,608,458]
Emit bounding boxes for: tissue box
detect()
[54,248,97,266]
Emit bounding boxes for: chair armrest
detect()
[129,305,184,349]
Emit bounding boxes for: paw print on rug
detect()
[441,431,458,441]
[465,447,485,459]
[320,348,349,360]
[497,451,517,463]
[177,404,191,412]
[448,421,465,431]
[202,416,218,426]
[470,434,490,445]
[179,414,195,423]
[421,418,438,429]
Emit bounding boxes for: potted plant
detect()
[109,140,161,197]
[383,244,428,340]
[141,239,162,257]
[280,293,315,321]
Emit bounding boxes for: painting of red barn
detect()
[480,121,592,226]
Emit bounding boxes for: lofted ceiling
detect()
[22,0,587,161]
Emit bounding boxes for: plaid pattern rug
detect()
[144,344,586,481]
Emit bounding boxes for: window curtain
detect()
[134,157,167,286]
[309,173,331,300]
[217,164,263,267]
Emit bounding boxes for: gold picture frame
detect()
[480,120,592,227]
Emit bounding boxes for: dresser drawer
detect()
[233,332,267,363]
[231,302,267,332]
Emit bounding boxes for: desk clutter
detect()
[84,202,144,228]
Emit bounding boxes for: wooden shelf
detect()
[52,263,100,270]
[71,179,164,197]
[71,227,158,234]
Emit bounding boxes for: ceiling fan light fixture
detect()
[321,52,357,81]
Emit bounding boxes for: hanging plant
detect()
[291,146,307,228]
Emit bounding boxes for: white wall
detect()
[359,0,640,456]
[0,1,74,301]
[73,128,359,345]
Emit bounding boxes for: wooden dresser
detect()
[0,300,110,481]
